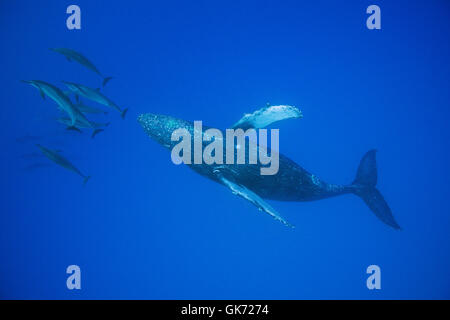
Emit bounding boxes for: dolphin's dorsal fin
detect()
[232,104,303,130]
[39,88,46,100]
[215,170,294,228]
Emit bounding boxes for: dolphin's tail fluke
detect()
[91,129,104,139]
[121,108,129,119]
[351,150,400,230]
[83,176,91,186]
[66,126,82,133]
[103,77,113,87]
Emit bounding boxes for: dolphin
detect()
[62,81,128,119]
[50,48,113,87]
[75,102,108,115]
[21,80,103,137]
[56,117,109,138]
[137,104,400,229]
[21,80,78,126]
[36,144,91,185]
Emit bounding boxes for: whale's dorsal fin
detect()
[232,104,303,130]
[215,171,294,228]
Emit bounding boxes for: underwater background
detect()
[1,0,449,299]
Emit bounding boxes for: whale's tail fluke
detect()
[351,150,401,230]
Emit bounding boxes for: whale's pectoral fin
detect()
[232,104,303,130]
[217,173,294,228]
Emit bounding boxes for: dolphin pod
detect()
[138,104,400,230]
[20,47,125,184]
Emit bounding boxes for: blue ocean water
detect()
[0,0,449,299]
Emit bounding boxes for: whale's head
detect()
[138,113,194,149]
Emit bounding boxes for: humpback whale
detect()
[137,105,400,229]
